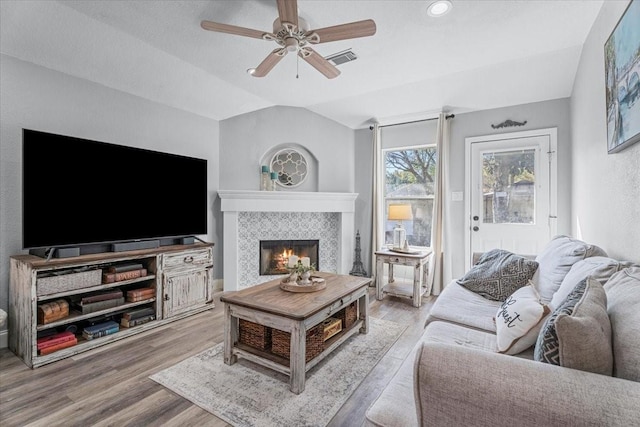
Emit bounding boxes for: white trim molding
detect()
[464,127,558,270]
[218,190,358,292]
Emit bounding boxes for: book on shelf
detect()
[126,295,154,303]
[83,320,119,334]
[102,269,148,284]
[39,337,78,355]
[126,288,155,302]
[37,331,76,350]
[126,287,155,297]
[122,307,155,321]
[107,263,144,273]
[78,297,125,314]
[120,314,155,328]
[80,289,123,304]
[83,326,119,340]
[83,320,120,340]
[127,295,156,302]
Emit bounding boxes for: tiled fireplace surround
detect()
[218,190,358,291]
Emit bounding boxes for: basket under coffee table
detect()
[220,272,371,394]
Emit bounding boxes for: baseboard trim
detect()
[213,279,224,292]
[0,329,8,349]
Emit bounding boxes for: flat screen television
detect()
[22,129,208,251]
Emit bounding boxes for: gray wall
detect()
[569,0,640,262]
[218,105,356,278]
[354,98,572,281]
[354,120,440,276]
[380,120,439,150]
[219,106,355,192]
[0,55,222,335]
[449,98,572,278]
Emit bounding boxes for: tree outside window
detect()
[482,149,536,224]
[383,146,436,247]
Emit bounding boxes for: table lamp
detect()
[388,204,412,250]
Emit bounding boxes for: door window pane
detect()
[482,149,535,224]
[384,147,436,247]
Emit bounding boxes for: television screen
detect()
[22,129,208,250]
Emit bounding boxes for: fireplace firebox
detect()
[259,240,319,275]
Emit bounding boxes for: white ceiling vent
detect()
[325,49,358,66]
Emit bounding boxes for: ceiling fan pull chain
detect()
[296,53,299,79]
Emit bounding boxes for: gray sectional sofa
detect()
[365,235,640,427]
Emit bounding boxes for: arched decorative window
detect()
[270,148,308,188]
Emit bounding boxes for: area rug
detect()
[150,317,406,427]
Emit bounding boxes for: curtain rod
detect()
[368,114,455,130]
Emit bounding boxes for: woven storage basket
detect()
[239,319,272,350]
[336,302,358,329]
[271,323,324,362]
[37,269,103,296]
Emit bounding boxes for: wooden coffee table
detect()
[220,272,371,394]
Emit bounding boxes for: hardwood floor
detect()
[0,287,435,427]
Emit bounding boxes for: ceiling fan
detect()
[200,0,376,79]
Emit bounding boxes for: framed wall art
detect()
[604,0,640,154]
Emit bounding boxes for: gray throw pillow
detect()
[534,277,613,376]
[457,249,539,302]
[534,235,607,303]
[550,256,626,309]
[603,267,640,381]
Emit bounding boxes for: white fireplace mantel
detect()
[218,190,358,291]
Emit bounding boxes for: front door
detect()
[465,128,557,270]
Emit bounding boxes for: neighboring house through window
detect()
[383,145,437,248]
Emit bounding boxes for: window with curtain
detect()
[383,145,437,248]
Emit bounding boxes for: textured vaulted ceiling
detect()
[0,0,604,129]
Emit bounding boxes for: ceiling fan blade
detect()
[253,48,287,77]
[277,0,298,28]
[299,47,340,79]
[201,20,269,39]
[306,19,376,44]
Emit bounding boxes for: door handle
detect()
[473,226,479,232]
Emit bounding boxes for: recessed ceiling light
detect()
[247,68,256,75]
[427,0,453,17]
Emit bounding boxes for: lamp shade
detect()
[388,204,413,221]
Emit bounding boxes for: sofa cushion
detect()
[365,340,421,427]
[456,249,538,302]
[534,278,612,375]
[495,284,550,355]
[604,267,640,381]
[426,281,502,332]
[423,321,535,358]
[550,256,629,309]
[534,235,607,303]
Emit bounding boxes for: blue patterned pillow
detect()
[456,249,539,301]
[534,278,587,364]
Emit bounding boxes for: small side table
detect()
[375,248,433,307]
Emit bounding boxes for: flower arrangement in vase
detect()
[287,260,316,285]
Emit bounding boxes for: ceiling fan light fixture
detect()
[284,37,299,52]
[427,0,453,17]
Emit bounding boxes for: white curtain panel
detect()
[371,124,382,284]
[428,112,452,295]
